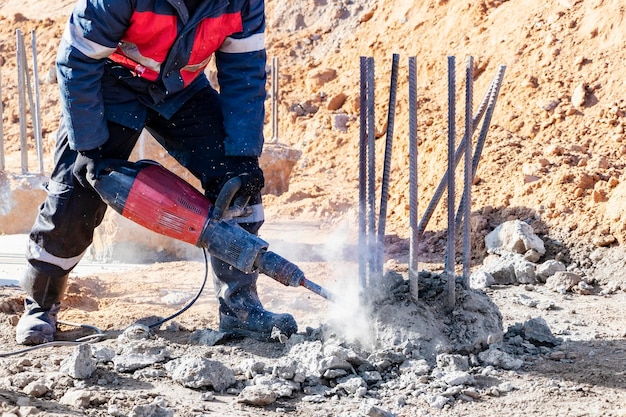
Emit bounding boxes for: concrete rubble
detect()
[0,266,565,416]
[471,220,596,295]
[7,218,620,415]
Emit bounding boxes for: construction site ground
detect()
[0,226,625,416]
[1,0,626,415]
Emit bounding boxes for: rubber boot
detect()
[212,257,298,341]
[15,267,68,345]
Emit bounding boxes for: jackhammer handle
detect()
[212,177,250,221]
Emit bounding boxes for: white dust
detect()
[317,220,377,349]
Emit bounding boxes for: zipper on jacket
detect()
[167,0,229,25]
[161,0,232,82]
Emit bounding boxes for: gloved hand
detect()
[73,148,103,189]
[222,156,265,200]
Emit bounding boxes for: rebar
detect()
[0,67,4,172]
[366,57,376,287]
[470,65,506,188]
[454,64,507,230]
[20,32,39,170]
[376,53,399,279]
[445,56,456,311]
[462,56,474,288]
[416,70,498,241]
[31,30,43,173]
[271,56,279,144]
[408,56,419,301]
[358,57,368,289]
[16,29,28,174]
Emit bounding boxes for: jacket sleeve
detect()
[56,0,133,151]
[215,0,267,157]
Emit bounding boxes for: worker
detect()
[15,0,298,345]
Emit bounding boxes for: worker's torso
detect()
[108,0,244,90]
[100,0,251,128]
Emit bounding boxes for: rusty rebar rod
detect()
[462,56,474,289]
[454,64,507,231]
[16,29,28,174]
[358,56,368,289]
[271,56,279,144]
[359,57,369,288]
[408,56,419,301]
[445,56,456,311]
[469,65,506,190]
[366,57,376,288]
[416,73,496,241]
[0,67,4,172]
[20,32,39,171]
[376,53,399,279]
[31,30,43,173]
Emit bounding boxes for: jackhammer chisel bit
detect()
[255,249,336,301]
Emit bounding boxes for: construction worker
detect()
[15,0,298,345]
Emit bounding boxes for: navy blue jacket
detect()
[56,0,266,157]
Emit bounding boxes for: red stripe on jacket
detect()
[181,13,243,85]
[108,10,243,86]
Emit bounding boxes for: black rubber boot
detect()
[212,257,298,342]
[15,268,68,345]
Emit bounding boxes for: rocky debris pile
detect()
[469,219,626,296]
[466,219,626,339]
[0,273,565,416]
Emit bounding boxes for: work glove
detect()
[221,156,265,201]
[73,148,103,189]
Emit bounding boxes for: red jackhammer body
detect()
[91,160,334,301]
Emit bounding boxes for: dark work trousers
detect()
[23,85,264,306]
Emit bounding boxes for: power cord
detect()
[146,247,209,329]
[0,247,209,358]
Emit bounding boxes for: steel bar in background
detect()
[408,56,419,301]
[454,65,507,230]
[366,57,377,288]
[445,56,456,311]
[16,29,28,174]
[0,67,4,172]
[358,56,368,289]
[271,56,279,144]
[416,71,497,241]
[20,31,38,168]
[31,30,43,173]
[376,53,399,279]
[469,65,506,189]
[453,78,495,229]
[462,56,474,289]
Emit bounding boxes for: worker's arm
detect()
[216,0,267,157]
[56,0,132,151]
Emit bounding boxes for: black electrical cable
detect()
[147,247,209,329]
[0,247,210,358]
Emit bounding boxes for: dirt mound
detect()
[262,0,626,253]
[2,0,626,253]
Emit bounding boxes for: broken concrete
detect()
[59,344,96,379]
[485,220,546,261]
[165,356,236,392]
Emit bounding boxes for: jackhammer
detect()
[91,160,335,301]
